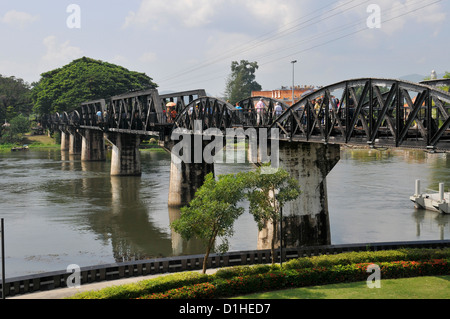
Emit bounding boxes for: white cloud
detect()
[242,0,299,27]
[139,52,157,63]
[1,10,38,29]
[39,36,83,73]
[122,0,310,31]
[123,0,221,29]
[335,0,446,35]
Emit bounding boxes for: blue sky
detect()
[0,0,449,97]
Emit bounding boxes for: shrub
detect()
[283,248,450,270]
[141,282,217,299]
[139,259,450,299]
[70,271,210,299]
[215,264,276,279]
[283,257,314,270]
[71,248,450,299]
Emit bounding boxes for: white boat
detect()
[410,180,449,214]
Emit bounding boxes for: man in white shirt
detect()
[255,98,266,125]
[274,102,283,117]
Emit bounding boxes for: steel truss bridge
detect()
[41,78,450,151]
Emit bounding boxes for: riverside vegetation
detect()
[68,247,450,299]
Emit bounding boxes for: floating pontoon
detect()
[410,180,449,214]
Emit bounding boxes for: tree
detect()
[0,114,30,143]
[443,71,450,92]
[171,172,247,274]
[244,165,301,265]
[0,75,33,124]
[225,60,262,104]
[31,57,158,115]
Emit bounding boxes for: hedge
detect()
[69,248,450,299]
[139,259,450,299]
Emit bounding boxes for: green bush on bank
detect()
[141,259,450,299]
[72,272,210,299]
[282,248,450,270]
[69,248,450,299]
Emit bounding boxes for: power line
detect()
[157,0,369,84]
[259,0,444,67]
[160,0,444,92]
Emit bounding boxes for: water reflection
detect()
[327,147,450,244]
[0,147,449,277]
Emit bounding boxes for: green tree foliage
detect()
[171,172,248,274]
[1,114,30,143]
[245,165,301,264]
[171,166,301,273]
[0,75,32,123]
[225,60,262,104]
[443,71,450,92]
[31,57,158,115]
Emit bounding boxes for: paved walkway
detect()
[9,269,218,299]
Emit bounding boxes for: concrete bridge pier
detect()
[60,130,70,152]
[67,129,82,155]
[168,160,214,207]
[167,136,215,208]
[106,132,142,176]
[79,129,106,162]
[258,141,341,249]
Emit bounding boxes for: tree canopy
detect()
[171,166,301,272]
[31,57,158,115]
[0,75,32,123]
[245,165,301,264]
[171,172,248,274]
[225,60,262,104]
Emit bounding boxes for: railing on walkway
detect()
[1,240,449,298]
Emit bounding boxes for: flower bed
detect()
[139,259,450,299]
[70,248,450,299]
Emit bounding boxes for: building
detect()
[252,85,318,106]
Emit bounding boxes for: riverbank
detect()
[0,134,59,152]
[0,134,168,153]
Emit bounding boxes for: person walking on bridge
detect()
[274,102,283,117]
[255,98,266,126]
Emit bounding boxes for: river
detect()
[0,147,449,278]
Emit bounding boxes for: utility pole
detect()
[291,60,297,105]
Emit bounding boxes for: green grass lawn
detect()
[233,276,450,299]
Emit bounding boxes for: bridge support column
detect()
[106,132,141,176]
[80,129,106,162]
[258,141,340,249]
[60,130,70,151]
[68,129,82,155]
[168,160,214,207]
[167,137,214,208]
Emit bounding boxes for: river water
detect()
[0,147,449,278]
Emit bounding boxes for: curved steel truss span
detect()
[270,78,450,151]
[40,78,450,151]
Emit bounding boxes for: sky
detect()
[0,0,449,97]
